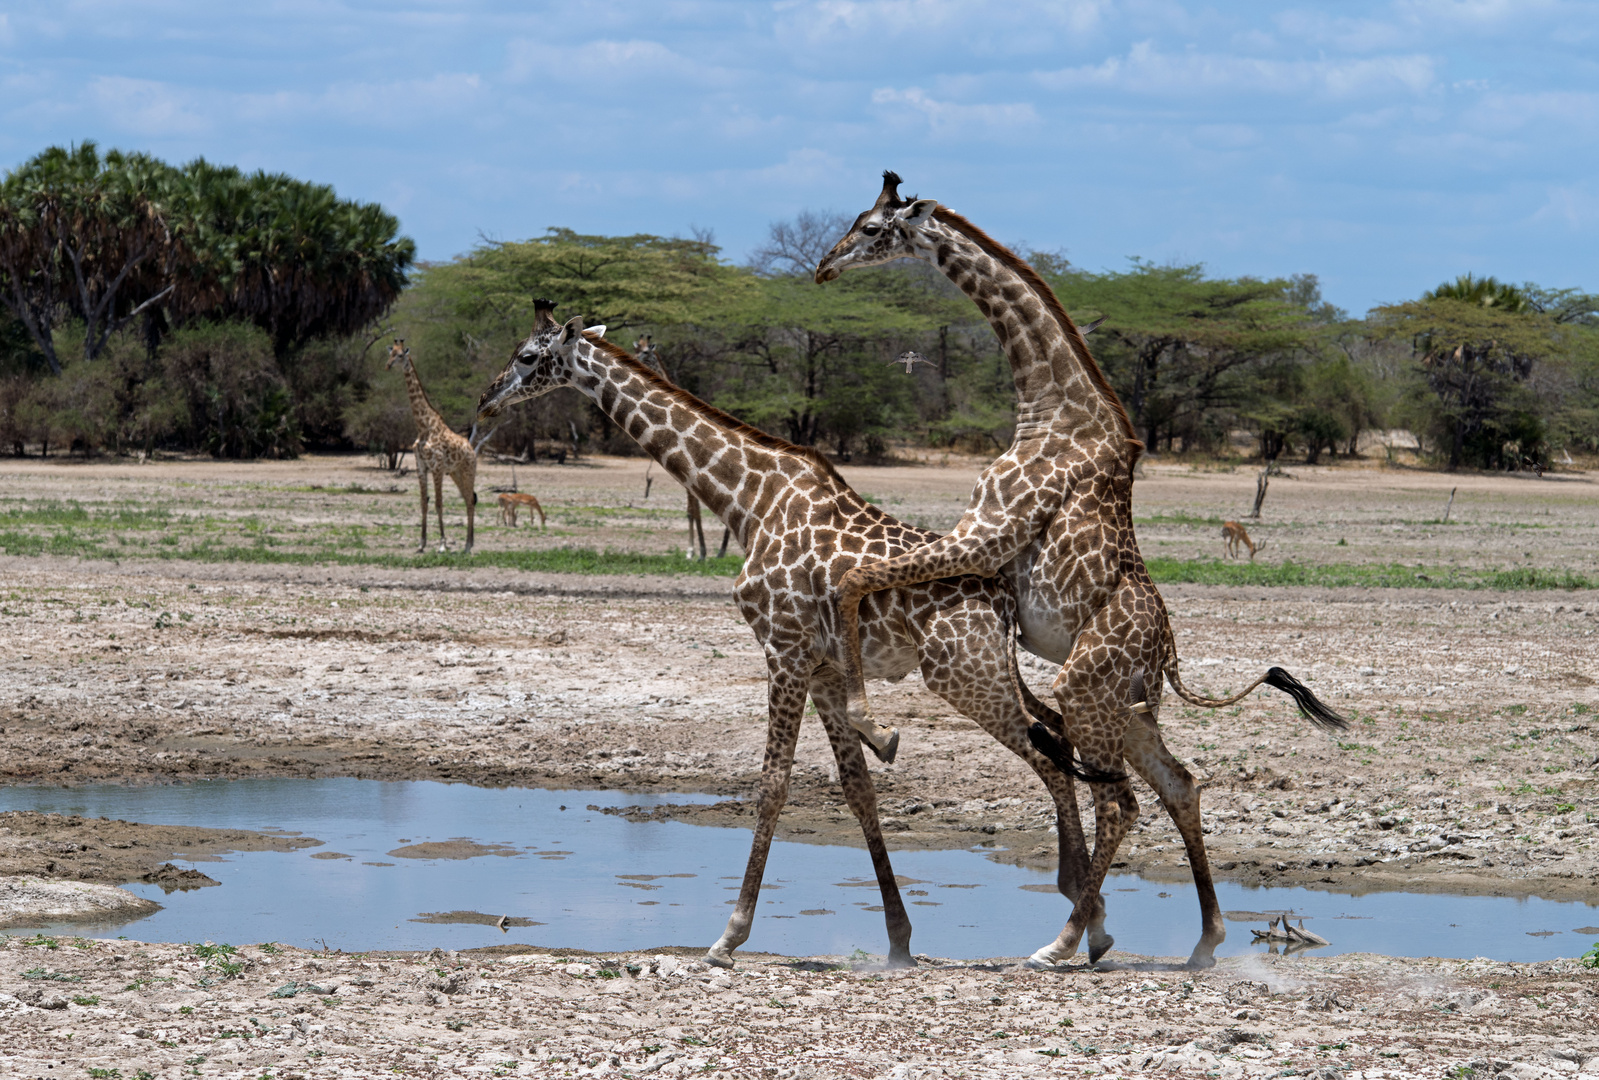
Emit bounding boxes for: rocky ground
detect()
[2,934,1597,1080]
[1,453,1597,1075]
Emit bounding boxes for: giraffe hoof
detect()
[885,948,917,969]
[704,950,735,970]
[1088,935,1115,964]
[1025,946,1069,971]
[867,727,899,765]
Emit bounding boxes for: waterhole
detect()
[2,779,1594,962]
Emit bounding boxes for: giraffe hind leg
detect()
[1124,707,1225,968]
[810,676,914,967]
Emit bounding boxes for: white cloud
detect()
[87,76,211,137]
[1530,182,1599,229]
[1035,40,1438,100]
[774,0,1106,45]
[504,37,734,89]
[0,14,14,47]
[870,86,1037,134]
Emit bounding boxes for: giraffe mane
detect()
[584,336,854,490]
[931,206,1141,455]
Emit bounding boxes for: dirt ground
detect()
[1,453,1598,1075]
[2,935,1597,1080]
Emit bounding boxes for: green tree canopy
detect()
[1373,275,1566,469]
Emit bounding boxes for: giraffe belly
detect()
[1015,606,1076,667]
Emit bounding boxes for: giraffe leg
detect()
[836,529,1022,761]
[433,471,447,550]
[453,470,475,555]
[1123,705,1226,968]
[416,466,429,552]
[1028,610,1142,969]
[707,667,805,969]
[909,594,1105,957]
[810,676,915,968]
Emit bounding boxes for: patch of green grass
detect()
[1580,942,1599,969]
[1144,557,1595,591]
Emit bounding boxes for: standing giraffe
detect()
[815,173,1346,968]
[387,340,478,554]
[635,336,710,560]
[474,301,1150,970]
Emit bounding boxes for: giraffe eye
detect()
[861,223,882,237]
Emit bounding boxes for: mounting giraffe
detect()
[474,301,1143,970]
[815,173,1346,968]
[635,336,711,560]
[387,340,478,554]
[1222,520,1266,560]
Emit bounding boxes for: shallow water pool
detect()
[2,779,1594,962]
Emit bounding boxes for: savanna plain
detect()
[0,451,1597,1079]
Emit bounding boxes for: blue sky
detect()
[2,0,1595,315]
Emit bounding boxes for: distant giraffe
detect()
[1222,521,1266,560]
[387,340,478,554]
[636,335,713,560]
[498,492,546,529]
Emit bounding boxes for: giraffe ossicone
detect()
[473,302,1126,970]
[816,171,1348,970]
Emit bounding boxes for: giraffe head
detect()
[471,310,606,442]
[385,339,411,370]
[814,171,939,283]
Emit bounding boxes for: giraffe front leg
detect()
[835,571,899,764]
[707,668,806,969]
[811,677,915,968]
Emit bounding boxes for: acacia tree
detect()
[1041,260,1318,454]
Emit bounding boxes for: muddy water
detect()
[2,780,1595,961]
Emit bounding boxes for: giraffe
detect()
[1222,521,1266,560]
[474,300,1134,970]
[387,340,478,554]
[814,173,1347,968]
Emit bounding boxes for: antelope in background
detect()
[1222,521,1266,560]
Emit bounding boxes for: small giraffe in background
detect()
[387,340,478,554]
[1222,521,1266,560]
[636,335,712,559]
[498,492,546,529]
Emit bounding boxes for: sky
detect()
[1,0,1595,316]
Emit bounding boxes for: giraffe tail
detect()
[1003,619,1126,784]
[1162,626,1347,733]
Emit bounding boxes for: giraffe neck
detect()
[567,341,826,550]
[400,358,445,439]
[919,212,1134,446]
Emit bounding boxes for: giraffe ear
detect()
[582,324,607,340]
[558,316,586,346]
[899,198,938,226]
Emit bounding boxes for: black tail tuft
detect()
[1264,666,1348,732]
[1027,722,1126,785]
